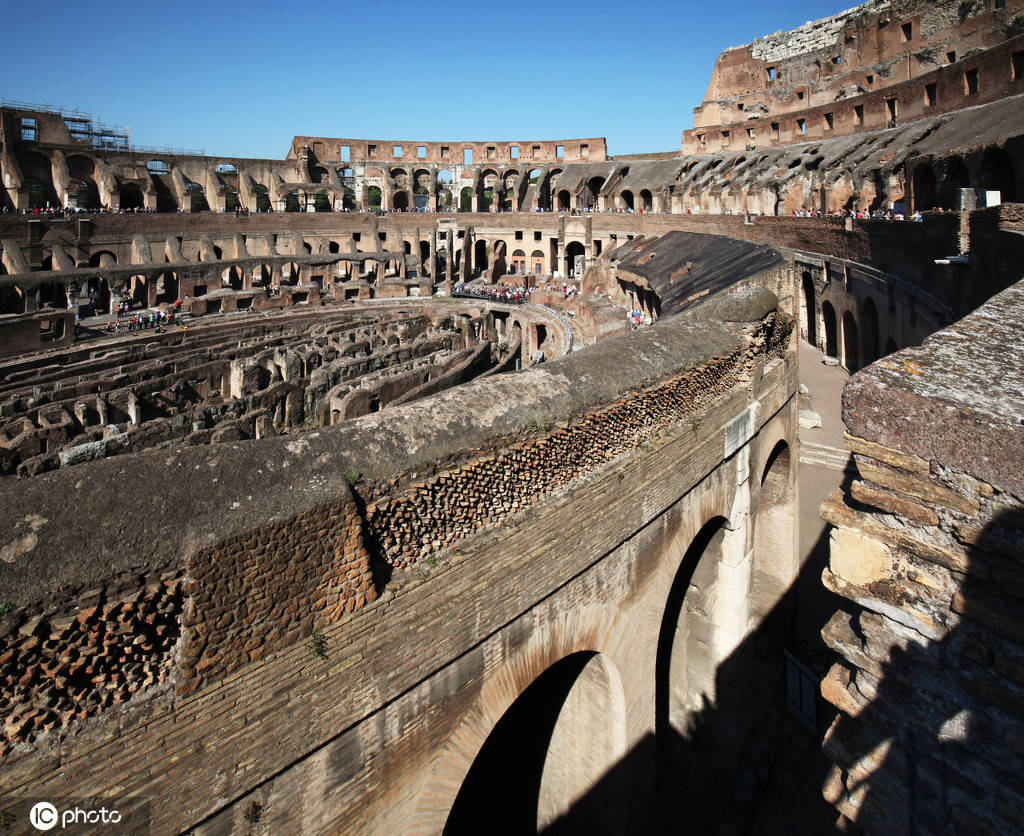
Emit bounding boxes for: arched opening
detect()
[223,266,243,291]
[187,182,209,213]
[88,250,117,269]
[17,152,58,208]
[460,186,473,212]
[313,190,331,212]
[392,190,410,211]
[342,186,357,211]
[822,302,838,359]
[119,182,144,210]
[656,516,741,830]
[474,239,488,272]
[367,186,382,212]
[23,179,50,210]
[282,262,300,286]
[884,336,898,355]
[860,297,880,366]
[639,189,653,212]
[752,441,795,628]
[800,271,816,345]
[444,651,626,835]
[979,147,1016,202]
[419,240,431,276]
[155,272,178,305]
[565,241,586,280]
[146,160,169,175]
[842,310,859,372]
[557,189,571,211]
[492,240,508,279]
[67,155,101,210]
[87,277,111,315]
[620,190,634,212]
[912,164,937,211]
[510,249,527,275]
[582,176,605,209]
[530,250,545,276]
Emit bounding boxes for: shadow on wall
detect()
[442,502,847,835]
[822,505,1024,836]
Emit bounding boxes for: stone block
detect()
[844,433,930,475]
[855,458,979,517]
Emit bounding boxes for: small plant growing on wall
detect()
[307,627,327,660]
[242,801,263,827]
[0,602,13,616]
[345,469,360,486]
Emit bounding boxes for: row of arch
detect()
[434,438,794,832]
[801,271,897,372]
[911,146,1017,211]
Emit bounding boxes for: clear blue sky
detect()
[3,0,856,158]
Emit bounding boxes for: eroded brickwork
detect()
[0,565,183,754]
[179,494,374,695]
[364,310,790,568]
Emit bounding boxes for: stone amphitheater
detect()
[0,0,1023,833]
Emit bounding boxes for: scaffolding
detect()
[1,100,204,156]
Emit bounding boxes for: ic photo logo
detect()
[28,801,122,831]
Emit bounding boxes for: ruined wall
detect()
[0,286,797,834]
[685,0,1024,152]
[820,278,1024,834]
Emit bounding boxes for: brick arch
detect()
[405,608,626,834]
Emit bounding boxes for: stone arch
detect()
[842,309,859,372]
[556,189,571,211]
[620,190,634,211]
[67,155,101,209]
[119,182,144,210]
[366,186,382,211]
[392,190,409,211]
[860,296,880,366]
[656,514,751,827]
[88,250,117,268]
[581,176,605,209]
[459,186,473,212]
[474,239,488,271]
[752,439,795,624]
[443,651,626,835]
[565,241,586,280]
[822,301,838,359]
[17,151,58,207]
[155,272,178,304]
[639,189,653,212]
[800,271,816,345]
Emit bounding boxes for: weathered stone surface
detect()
[850,479,939,526]
[844,433,929,476]
[855,457,979,517]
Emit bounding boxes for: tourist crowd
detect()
[453,282,530,304]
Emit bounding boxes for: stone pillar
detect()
[445,228,454,283]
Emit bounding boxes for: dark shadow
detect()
[444,653,598,836]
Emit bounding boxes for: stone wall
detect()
[0,285,797,833]
[819,278,1024,833]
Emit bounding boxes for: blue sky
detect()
[3,0,856,158]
